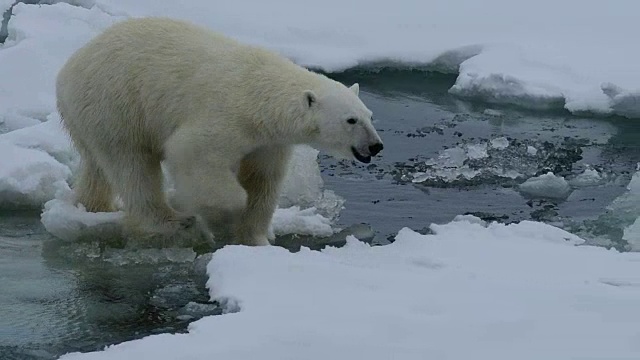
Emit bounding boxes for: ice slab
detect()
[59,217,640,360]
[518,172,572,200]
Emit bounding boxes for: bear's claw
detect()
[174,215,196,230]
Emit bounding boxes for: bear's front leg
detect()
[165,129,250,244]
[235,145,293,246]
[168,161,248,244]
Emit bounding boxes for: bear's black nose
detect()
[369,142,384,156]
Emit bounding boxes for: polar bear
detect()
[55,17,384,246]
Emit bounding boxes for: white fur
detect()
[55,17,383,246]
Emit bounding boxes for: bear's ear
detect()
[349,83,360,96]
[303,90,317,108]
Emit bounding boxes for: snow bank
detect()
[0,113,77,168]
[0,141,71,208]
[0,3,117,208]
[0,0,11,11]
[0,2,118,132]
[0,113,75,208]
[88,0,640,118]
[59,216,640,360]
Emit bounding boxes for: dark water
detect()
[0,211,219,360]
[1,70,640,359]
[326,70,640,246]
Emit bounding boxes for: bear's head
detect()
[303,82,384,164]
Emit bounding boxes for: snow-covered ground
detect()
[59,216,640,360]
[0,1,639,359]
[65,0,640,118]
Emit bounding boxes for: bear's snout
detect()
[369,142,384,157]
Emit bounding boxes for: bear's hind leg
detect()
[100,151,195,234]
[74,149,115,213]
[235,145,293,246]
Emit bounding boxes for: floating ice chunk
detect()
[410,172,430,183]
[103,248,197,266]
[490,137,510,150]
[623,217,640,251]
[452,214,487,227]
[573,169,640,250]
[0,141,71,208]
[271,206,334,238]
[488,167,521,179]
[466,143,488,160]
[177,301,222,320]
[41,187,124,242]
[408,139,547,185]
[441,147,467,167]
[569,168,604,187]
[628,167,640,193]
[279,145,344,220]
[527,146,538,156]
[519,172,572,200]
[279,145,323,208]
[482,109,503,117]
[193,253,214,276]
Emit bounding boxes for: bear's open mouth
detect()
[351,147,371,164]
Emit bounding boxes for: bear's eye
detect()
[346,118,357,125]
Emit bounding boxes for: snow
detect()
[59,216,640,360]
[85,0,640,118]
[0,113,77,208]
[490,136,510,150]
[465,143,488,160]
[278,145,345,221]
[518,172,572,200]
[569,168,605,187]
[0,113,77,168]
[0,142,70,208]
[40,186,123,242]
[0,0,12,15]
[0,2,119,130]
[270,206,333,238]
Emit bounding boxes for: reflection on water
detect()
[0,212,219,360]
